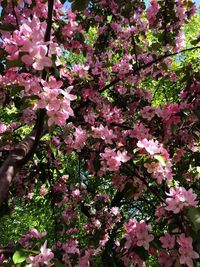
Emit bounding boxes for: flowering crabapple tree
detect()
[0,0,200,266]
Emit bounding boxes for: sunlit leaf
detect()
[13,250,27,264]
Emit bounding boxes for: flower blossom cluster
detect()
[100,148,130,172]
[165,187,198,214]
[92,124,117,144]
[0,122,7,134]
[124,219,154,251]
[112,55,133,77]
[35,78,76,126]
[19,228,46,248]
[137,138,168,157]
[144,160,173,184]
[71,64,89,78]
[4,15,52,70]
[146,0,160,27]
[62,239,80,264]
[27,241,54,267]
[175,0,187,25]
[62,9,81,38]
[64,126,87,152]
[159,233,199,267]
[137,138,173,183]
[177,234,199,267]
[0,0,199,266]
[160,233,175,249]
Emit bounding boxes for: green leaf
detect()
[0,23,16,31]
[6,59,24,69]
[133,246,148,261]
[154,155,166,166]
[190,39,199,46]
[72,0,89,11]
[9,85,24,96]
[187,207,200,232]
[13,250,27,264]
[151,42,160,51]
[160,62,168,71]
[75,32,85,44]
[54,260,65,267]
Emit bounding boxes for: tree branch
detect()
[99,46,200,93]
[0,0,54,207]
[11,0,19,30]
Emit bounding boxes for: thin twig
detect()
[99,46,200,93]
[0,0,55,206]
[11,0,19,30]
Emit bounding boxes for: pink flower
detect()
[61,209,77,224]
[72,126,87,151]
[27,241,54,266]
[100,148,130,171]
[0,122,7,133]
[61,86,77,101]
[137,138,160,155]
[22,45,52,70]
[29,229,46,238]
[135,222,154,250]
[47,110,68,126]
[177,234,193,249]
[146,0,160,27]
[92,124,117,144]
[179,247,199,267]
[71,64,89,78]
[39,241,54,264]
[112,55,133,76]
[0,254,5,265]
[181,188,198,206]
[165,195,184,214]
[140,106,160,120]
[40,184,48,196]
[158,251,175,267]
[72,189,80,197]
[117,150,130,161]
[92,218,101,229]
[36,82,76,126]
[160,103,180,121]
[124,219,154,251]
[175,2,187,24]
[99,233,109,247]
[177,234,199,267]
[107,157,121,171]
[160,233,175,249]
[165,187,198,214]
[116,85,127,95]
[136,231,154,250]
[78,249,96,267]
[62,239,80,255]
[174,30,185,52]
[111,207,120,216]
[20,228,46,248]
[144,162,160,173]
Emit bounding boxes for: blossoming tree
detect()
[0,0,200,266]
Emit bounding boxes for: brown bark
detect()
[0,0,54,207]
[0,112,47,205]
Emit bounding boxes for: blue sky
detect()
[64,0,200,7]
[141,0,200,4]
[145,0,200,4]
[64,0,200,8]
[0,1,200,16]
